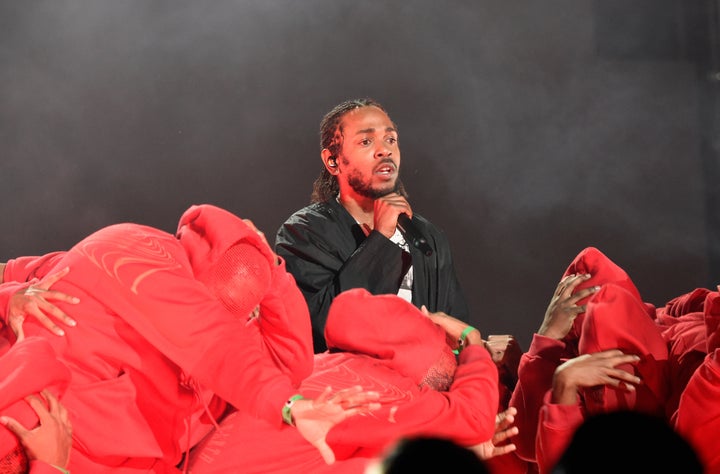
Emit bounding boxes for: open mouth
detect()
[375,163,396,175]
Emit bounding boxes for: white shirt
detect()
[390,228,414,303]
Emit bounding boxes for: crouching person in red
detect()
[0,204,380,473]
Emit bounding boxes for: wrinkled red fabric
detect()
[324,288,457,390]
[674,348,720,472]
[510,246,658,468]
[0,337,70,473]
[578,283,669,417]
[187,289,499,474]
[0,204,313,473]
[561,246,654,357]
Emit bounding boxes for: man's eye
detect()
[387,137,397,144]
[360,139,371,146]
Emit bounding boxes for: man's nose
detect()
[375,143,392,157]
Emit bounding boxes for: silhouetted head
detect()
[553,410,703,473]
[377,436,489,474]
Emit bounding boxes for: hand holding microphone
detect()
[397,213,433,256]
[373,194,433,256]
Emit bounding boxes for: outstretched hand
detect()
[293,385,381,464]
[551,349,641,405]
[538,273,599,340]
[469,406,519,460]
[0,389,73,469]
[8,267,79,337]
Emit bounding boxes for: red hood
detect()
[324,288,456,389]
[176,204,275,277]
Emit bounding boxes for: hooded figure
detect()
[0,204,313,473]
[509,247,663,469]
[187,288,499,474]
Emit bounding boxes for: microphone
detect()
[397,213,433,256]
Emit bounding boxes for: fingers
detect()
[316,441,336,465]
[557,350,643,393]
[569,286,600,307]
[24,305,66,337]
[313,385,334,404]
[39,290,80,306]
[330,385,380,407]
[36,297,77,326]
[36,267,70,290]
[606,363,642,390]
[41,390,70,430]
[493,426,519,444]
[9,316,25,341]
[495,407,517,429]
[555,273,589,294]
[492,442,517,457]
[0,415,29,439]
[341,403,382,418]
[25,394,50,424]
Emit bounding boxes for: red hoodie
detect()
[187,288,499,474]
[0,204,313,473]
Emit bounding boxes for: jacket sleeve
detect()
[326,345,499,455]
[414,217,469,321]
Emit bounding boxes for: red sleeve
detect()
[674,348,720,471]
[508,334,567,463]
[254,258,313,385]
[0,281,28,327]
[4,253,67,283]
[1,252,68,327]
[118,268,302,426]
[0,337,71,463]
[327,344,499,456]
[59,231,304,428]
[535,391,585,474]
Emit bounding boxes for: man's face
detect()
[335,106,401,200]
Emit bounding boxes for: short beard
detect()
[347,171,400,199]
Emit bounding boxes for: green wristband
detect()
[49,465,70,474]
[282,394,306,426]
[453,326,477,355]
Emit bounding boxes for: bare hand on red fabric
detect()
[8,267,79,337]
[421,306,482,350]
[551,349,641,405]
[469,406,519,460]
[293,385,381,464]
[0,389,73,470]
[538,273,599,340]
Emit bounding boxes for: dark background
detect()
[1,1,718,349]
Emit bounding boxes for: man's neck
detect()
[337,193,374,230]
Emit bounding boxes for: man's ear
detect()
[321,148,338,173]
